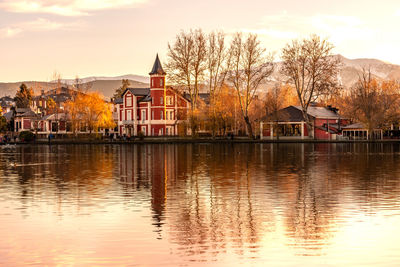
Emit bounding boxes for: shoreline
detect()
[5,138,400,145]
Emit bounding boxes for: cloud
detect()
[0,0,148,16]
[0,18,83,38]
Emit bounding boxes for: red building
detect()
[116,55,190,137]
[260,105,350,140]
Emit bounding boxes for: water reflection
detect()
[1,143,400,265]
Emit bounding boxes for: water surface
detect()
[1,143,400,266]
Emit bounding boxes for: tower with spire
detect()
[149,54,166,89]
[149,54,167,135]
[116,53,189,137]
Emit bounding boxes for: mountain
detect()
[56,74,149,85]
[1,55,400,98]
[0,78,149,99]
[266,54,400,91]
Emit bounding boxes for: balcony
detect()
[122,120,136,125]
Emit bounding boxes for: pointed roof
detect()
[149,54,166,75]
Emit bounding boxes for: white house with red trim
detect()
[116,55,190,137]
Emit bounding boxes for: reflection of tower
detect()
[151,145,166,236]
[150,144,178,239]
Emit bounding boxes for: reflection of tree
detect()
[9,145,115,217]
[4,142,400,262]
[260,144,338,255]
[165,144,269,258]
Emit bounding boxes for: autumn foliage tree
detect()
[264,84,298,139]
[65,92,115,135]
[347,70,400,138]
[14,83,33,108]
[46,97,57,114]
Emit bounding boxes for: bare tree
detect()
[264,84,293,139]
[228,32,274,138]
[166,29,207,134]
[281,35,340,138]
[206,31,231,137]
[51,71,63,134]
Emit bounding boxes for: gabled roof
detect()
[42,113,69,121]
[293,106,340,119]
[342,122,366,129]
[114,98,123,104]
[266,106,305,122]
[262,105,341,122]
[123,88,150,97]
[15,108,31,114]
[3,111,13,121]
[138,95,152,103]
[19,110,37,118]
[149,54,166,75]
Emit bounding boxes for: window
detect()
[152,111,154,120]
[159,128,163,135]
[141,110,146,123]
[160,111,163,120]
[127,110,132,121]
[141,126,146,135]
[126,96,132,107]
[166,96,173,105]
[151,97,154,105]
[160,97,163,105]
[151,79,154,87]
[160,79,163,87]
[170,111,174,120]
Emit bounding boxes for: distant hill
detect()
[265,55,400,91]
[2,55,400,98]
[0,77,149,99]
[57,74,149,85]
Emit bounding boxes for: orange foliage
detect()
[65,92,115,134]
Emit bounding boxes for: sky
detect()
[1,0,400,82]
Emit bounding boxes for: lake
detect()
[1,143,400,266]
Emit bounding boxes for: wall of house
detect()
[23,119,31,130]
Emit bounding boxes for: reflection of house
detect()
[115,55,190,137]
[342,123,383,140]
[260,105,349,140]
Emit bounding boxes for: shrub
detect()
[137,131,145,140]
[19,131,35,142]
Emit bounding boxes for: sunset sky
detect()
[1,0,400,82]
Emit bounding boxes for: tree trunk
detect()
[274,122,280,141]
[244,116,254,139]
[302,110,314,139]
